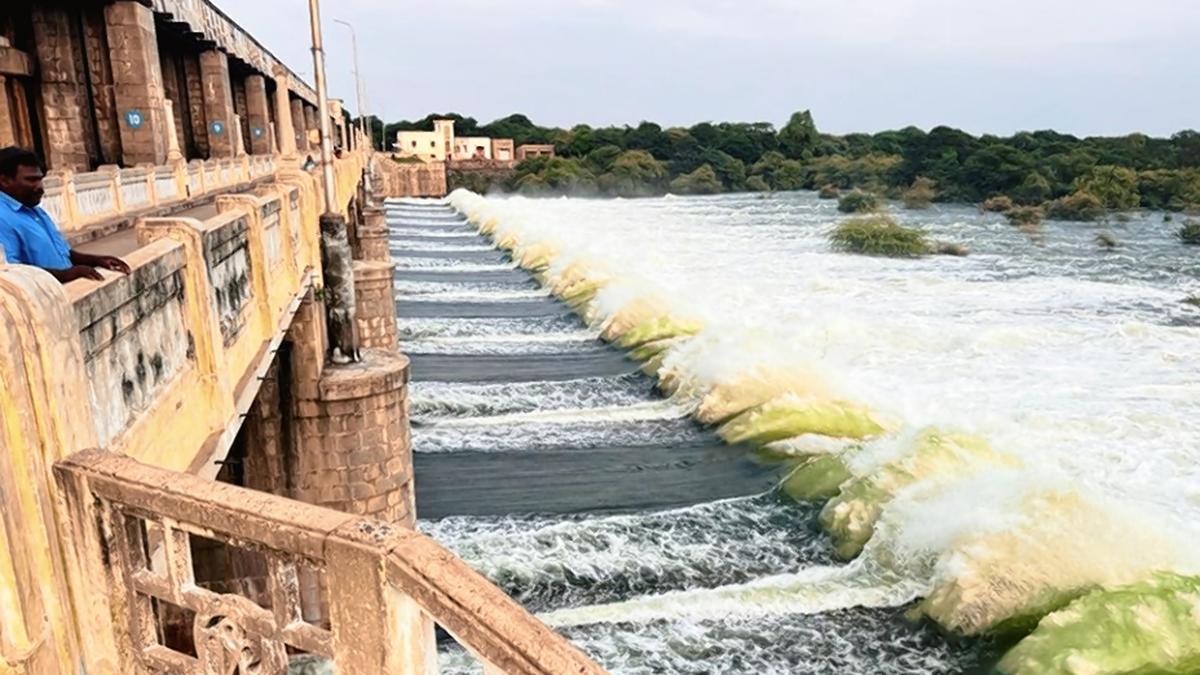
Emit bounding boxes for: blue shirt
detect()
[0,191,72,269]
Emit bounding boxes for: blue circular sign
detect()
[210,121,225,135]
[252,127,264,138]
[124,109,144,129]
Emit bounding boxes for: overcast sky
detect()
[223,0,1198,137]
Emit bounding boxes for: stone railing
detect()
[0,151,366,670]
[41,154,286,242]
[62,168,321,466]
[55,450,605,674]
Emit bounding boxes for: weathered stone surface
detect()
[31,6,93,170]
[353,260,398,352]
[319,212,359,362]
[199,49,236,158]
[292,351,413,526]
[104,1,168,166]
[244,75,271,155]
[201,213,253,344]
[72,240,191,445]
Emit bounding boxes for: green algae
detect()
[780,454,853,501]
[717,396,885,447]
[615,316,703,349]
[998,573,1200,675]
[628,337,681,363]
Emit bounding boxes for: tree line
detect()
[360,111,1200,215]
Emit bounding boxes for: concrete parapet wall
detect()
[0,153,367,673]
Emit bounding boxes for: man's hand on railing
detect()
[50,265,106,283]
[71,250,132,275]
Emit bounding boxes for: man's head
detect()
[0,147,45,207]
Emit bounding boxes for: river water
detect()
[387,193,1200,674]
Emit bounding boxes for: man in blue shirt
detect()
[0,146,130,282]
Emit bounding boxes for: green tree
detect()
[584,145,624,174]
[603,150,668,197]
[1014,171,1053,205]
[778,110,820,160]
[750,151,805,190]
[1074,165,1140,210]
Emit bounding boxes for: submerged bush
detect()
[1180,220,1200,244]
[669,164,724,195]
[934,241,970,256]
[1044,190,1105,221]
[829,215,930,257]
[837,189,880,213]
[818,184,840,199]
[903,177,937,209]
[746,175,771,192]
[1005,206,1044,227]
[982,195,1015,213]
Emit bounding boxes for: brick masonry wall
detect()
[244,74,271,155]
[182,52,209,157]
[292,352,414,527]
[31,6,93,170]
[199,49,235,157]
[104,1,168,166]
[159,50,191,157]
[83,5,122,166]
[353,261,398,353]
[244,359,288,496]
[232,75,249,153]
[290,98,308,152]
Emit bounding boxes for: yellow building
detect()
[394,119,514,162]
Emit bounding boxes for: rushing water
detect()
[385,193,1199,674]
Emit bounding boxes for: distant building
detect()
[394,119,515,163]
[491,138,514,162]
[454,136,494,160]
[395,118,456,161]
[515,144,555,161]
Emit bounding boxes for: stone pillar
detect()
[303,105,319,150]
[181,53,209,157]
[290,98,308,153]
[0,75,13,148]
[232,115,246,156]
[163,99,183,162]
[292,352,414,527]
[272,68,298,156]
[244,74,271,155]
[329,99,346,149]
[356,205,390,262]
[199,49,236,157]
[30,7,92,169]
[353,261,398,353]
[104,1,169,166]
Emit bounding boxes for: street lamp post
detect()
[307,0,360,363]
[333,19,370,151]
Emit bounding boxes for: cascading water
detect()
[388,192,1200,675]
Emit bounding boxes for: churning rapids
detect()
[370,193,1198,674]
